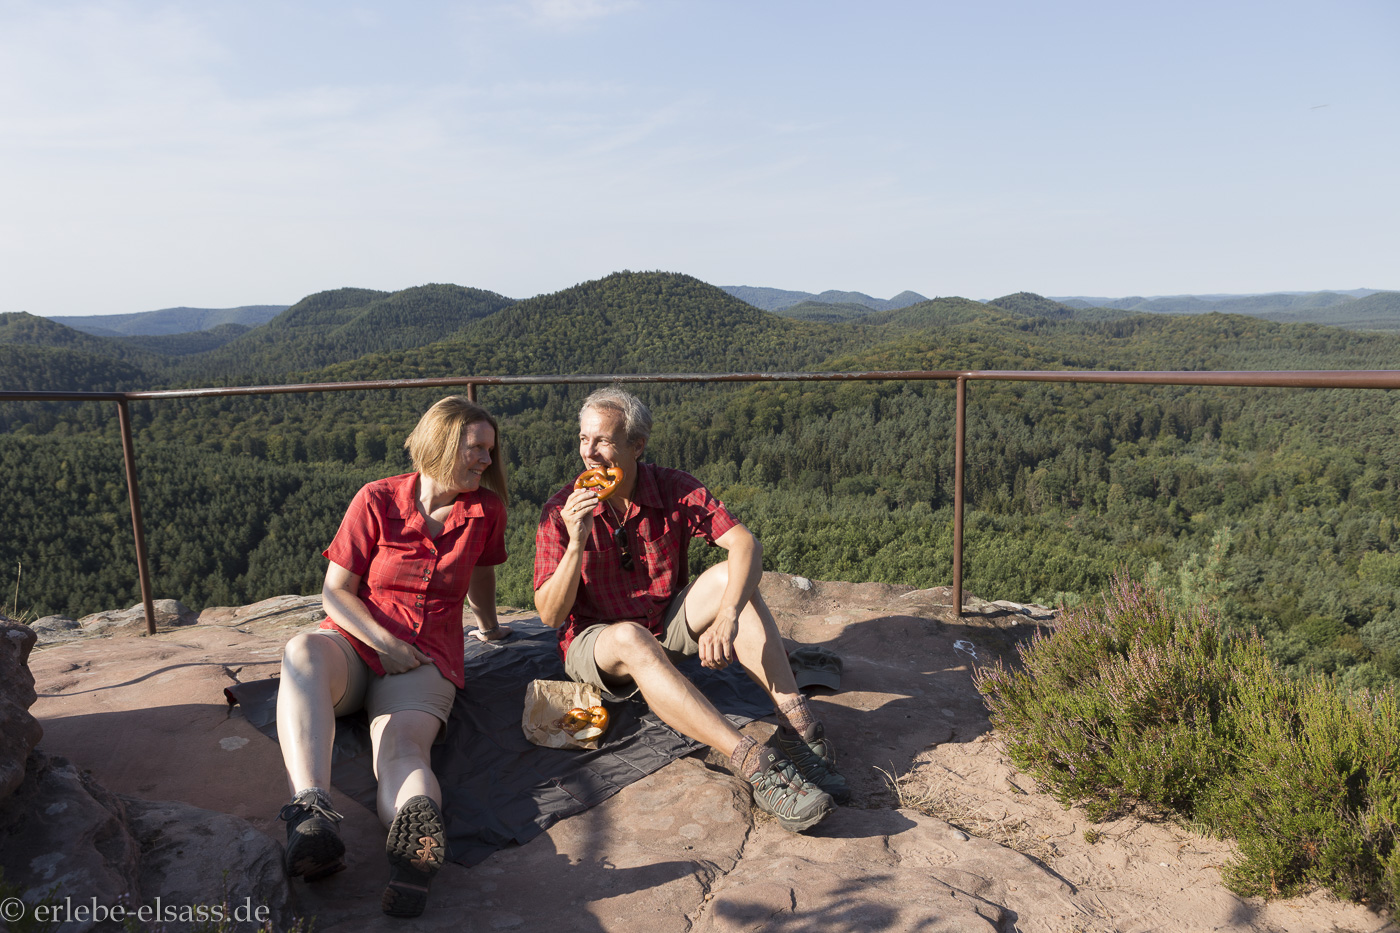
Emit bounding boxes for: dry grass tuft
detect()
[875,763,1061,864]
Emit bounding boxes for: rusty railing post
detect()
[952,376,967,617]
[467,383,477,403]
[116,399,157,635]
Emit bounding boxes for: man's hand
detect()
[379,639,433,674]
[698,606,739,670]
[560,487,599,541]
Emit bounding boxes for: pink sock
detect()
[777,695,817,737]
[729,736,766,778]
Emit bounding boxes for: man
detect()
[533,387,848,832]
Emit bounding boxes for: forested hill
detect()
[49,304,288,337]
[0,285,519,390]
[168,284,518,383]
[1260,290,1400,332]
[0,312,167,371]
[7,270,1400,694]
[1054,289,1400,332]
[314,272,870,382]
[721,285,928,314]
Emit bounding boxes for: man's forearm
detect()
[720,531,763,618]
[535,542,585,628]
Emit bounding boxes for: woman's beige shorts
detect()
[314,629,456,734]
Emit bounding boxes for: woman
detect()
[274,396,510,919]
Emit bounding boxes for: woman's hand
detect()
[379,639,434,675]
[324,561,432,674]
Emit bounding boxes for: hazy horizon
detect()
[39,282,1394,320]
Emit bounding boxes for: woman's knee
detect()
[280,633,351,701]
[281,632,334,675]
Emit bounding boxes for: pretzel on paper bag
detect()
[560,705,609,735]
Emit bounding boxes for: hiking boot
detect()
[776,722,851,804]
[382,795,446,918]
[747,750,834,833]
[278,788,346,881]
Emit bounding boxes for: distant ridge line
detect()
[49,305,290,337]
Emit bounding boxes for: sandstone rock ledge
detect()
[5,576,1394,933]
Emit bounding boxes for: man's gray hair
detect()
[580,387,653,444]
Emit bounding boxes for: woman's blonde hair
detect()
[404,396,509,504]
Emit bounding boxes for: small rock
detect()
[29,615,80,638]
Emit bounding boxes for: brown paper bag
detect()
[521,679,607,750]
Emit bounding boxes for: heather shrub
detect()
[975,574,1400,908]
[1201,676,1400,902]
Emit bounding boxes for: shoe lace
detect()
[279,790,344,824]
[754,757,805,797]
[782,728,837,777]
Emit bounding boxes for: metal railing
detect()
[6,368,1400,634]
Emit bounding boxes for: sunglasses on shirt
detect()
[612,526,638,571]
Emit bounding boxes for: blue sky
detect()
[3,0,1396,316]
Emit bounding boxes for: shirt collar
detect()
[390,473,420,521]
[392,472,485,529]
[632,461,664,510]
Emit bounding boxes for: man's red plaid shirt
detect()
[533,461,738,661]
[321,472,508,688]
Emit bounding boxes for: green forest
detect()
[5,272,1400,690]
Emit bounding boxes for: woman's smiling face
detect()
[449,420,495,493]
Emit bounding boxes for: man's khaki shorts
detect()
[314,629,456,735]
[563,583,698,697]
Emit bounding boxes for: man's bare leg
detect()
[592,619,834,831]
[592,620,745,756]
[681,561,802,702]
[681,563,851,803]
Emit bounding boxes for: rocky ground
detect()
[7,575,1397,932]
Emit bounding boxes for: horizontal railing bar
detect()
[963,370,1400,389]
[0,391,130,402]
[5,369,1398,404]
[106,371,967,400]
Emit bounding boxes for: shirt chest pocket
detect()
[364,523,426,592]
[635,518,677,576]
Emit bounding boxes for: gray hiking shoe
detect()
[776,722,851,804]
[278,788,346,881]
[747,750,834,833]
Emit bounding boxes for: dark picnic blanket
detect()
[225,618,771,865]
